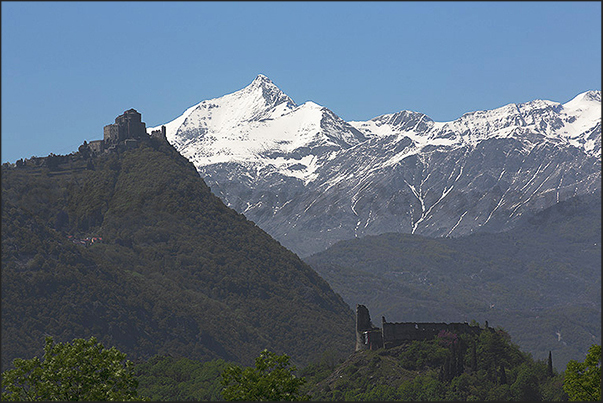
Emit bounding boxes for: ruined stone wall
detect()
[356,305,386,350]
[381,320,482,348]
[150,125,167,142]
[365,329,383,350]
[356,304,485,351]
[88,140,104,154]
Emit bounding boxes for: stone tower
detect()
[356,304,383,351]
[103,108,147,145]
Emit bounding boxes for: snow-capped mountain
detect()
[160,74,367,184]
[149,75,601,256]
[351,90,601,158]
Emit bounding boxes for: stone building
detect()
[82,109,166,156]
[88,140,104,154]
[355,304,486,351]
[149,125,167,141]
[103,108,147,145]
[9,109,167,169]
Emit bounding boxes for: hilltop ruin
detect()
[356,304,488,351]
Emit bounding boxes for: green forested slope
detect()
[1,137,354,371]
[130,326,567,401]
[303,327,566,401]
[304,193,601,371]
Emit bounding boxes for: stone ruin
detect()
[355,304,487,351]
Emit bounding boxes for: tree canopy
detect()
[563,344,601,401]
[1,336,141,401]
[221,349,309,401]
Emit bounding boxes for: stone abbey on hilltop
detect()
[5,109,167,169]
[87,108,167,155]
[355,304,489,351]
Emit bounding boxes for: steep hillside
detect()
[1,133,355,372]
[304,193,601,370]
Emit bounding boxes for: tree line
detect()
[2,335,599,401]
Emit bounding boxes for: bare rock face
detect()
[151,77,601,256]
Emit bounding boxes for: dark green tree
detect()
[563,344,601,401]
[1,336,142,401]
[221,349,309,401]
[510,363,540,401]
[548,351,554,378]
[471,339,478,372]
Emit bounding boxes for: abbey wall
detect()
[356,304,487,351]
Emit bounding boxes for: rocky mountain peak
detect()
[575,90,601,103]
[242,74,297,113]
[250,73,277,90]
[151,80,600,256]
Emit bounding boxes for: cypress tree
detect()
[499,363,507,384]
[471,339,477,372]
[547,351,553,377]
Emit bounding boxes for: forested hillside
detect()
[1,136,354,372]
[129,325,568,401]
[304,193,601,371]
[303,326,567,401]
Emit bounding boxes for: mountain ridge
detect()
[148,75,600,256]
[151,77,600,162]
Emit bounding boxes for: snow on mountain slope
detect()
[155,75,295,152]
[558,90,602,155]
[150,75,367,184]
[150,75,601,256]
[350,90,602,157]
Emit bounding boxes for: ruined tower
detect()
[356,304,383,351]
[150,125,167,141]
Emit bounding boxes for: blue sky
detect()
[2,1,601,163]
